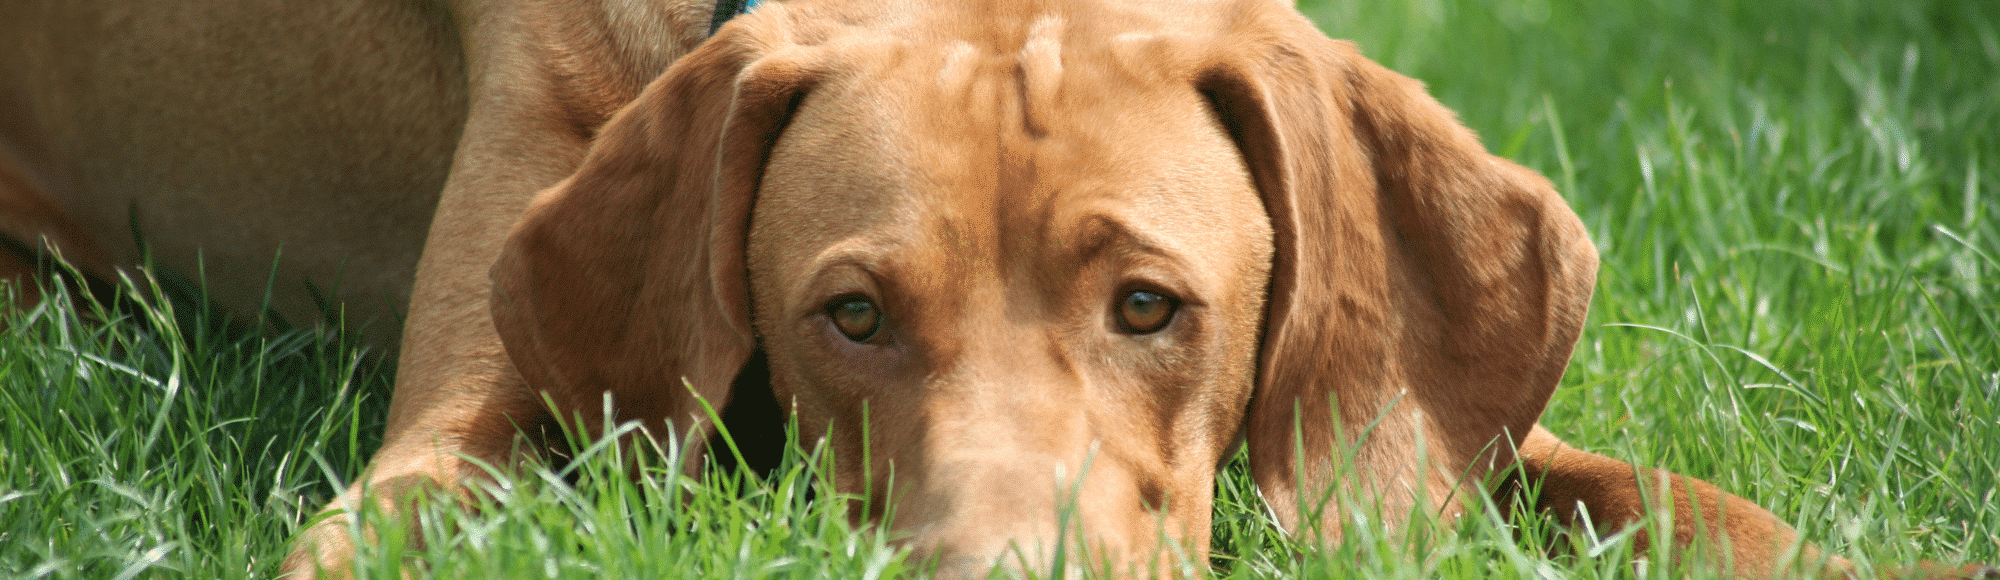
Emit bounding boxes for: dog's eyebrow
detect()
[1065,212,1185,268]
[806,238,900,282]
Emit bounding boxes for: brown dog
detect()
[3,0,1989,578]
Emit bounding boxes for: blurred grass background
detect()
[3,0,1995,577]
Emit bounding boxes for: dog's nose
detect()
[903,528,1106,580]
[922,553,1092,580]
[868,363,1199,579]
[884,455,1176,578]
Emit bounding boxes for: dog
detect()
[3,0,1991,578]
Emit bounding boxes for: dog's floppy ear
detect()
[1197,5,1598,536]
[490,17,819,448]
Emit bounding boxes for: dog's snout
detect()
[909,534,1101,580]
[898,512,1153,580]
[880,429,1188,578]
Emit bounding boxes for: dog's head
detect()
[491,0,1597,575]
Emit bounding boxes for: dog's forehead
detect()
[755,10,1256,250]
[754,87,1257,299]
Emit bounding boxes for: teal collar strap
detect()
[708,0,762,35]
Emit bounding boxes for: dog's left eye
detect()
[1116,290,1176,334]
[827,296,883,342]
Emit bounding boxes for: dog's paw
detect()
[1873,562,2000,580]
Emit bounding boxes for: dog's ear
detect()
[1197,5,1598,537]
[490,17,820,448]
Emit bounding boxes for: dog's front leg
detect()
[279,6,591,577]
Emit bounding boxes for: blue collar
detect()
[708,0,761,34]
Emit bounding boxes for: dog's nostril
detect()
[1137,477,1166,511]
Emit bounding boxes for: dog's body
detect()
[2,0,1988,578]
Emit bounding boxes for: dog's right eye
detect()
[1115,289,1177,334]
[827,296,883,342]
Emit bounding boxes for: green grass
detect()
[4,0,1996,577]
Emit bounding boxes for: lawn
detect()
[3,0,1995,577]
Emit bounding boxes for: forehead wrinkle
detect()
[858,11,1215,314]
[1017,14,1064,138]
[936,41,979,94]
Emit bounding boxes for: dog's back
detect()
[1,0,465,334]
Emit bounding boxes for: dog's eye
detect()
[1116,290,1176,334]
[827,296,883,342]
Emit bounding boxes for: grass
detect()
[3,0,1996,577]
